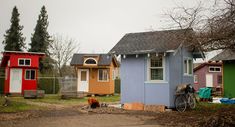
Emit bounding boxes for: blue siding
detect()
[144,84,170,105]
[120,47,194,108]
[168,48,194,107]
[144,55,170,106]
[120,55,145,103]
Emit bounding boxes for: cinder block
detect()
[144,105,165,112]
[131,102,144,110]
[123,103,132,110]
[123,102,144,110]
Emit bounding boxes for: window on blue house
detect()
[149,56,164,81]
[184,59,193,75]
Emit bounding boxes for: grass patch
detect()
[29,94,120,105]
[0,94,120,112]
[10,94,120,105]
[194,102,235,112]
[0,97,41,113]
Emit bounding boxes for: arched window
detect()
[84,58,97,65]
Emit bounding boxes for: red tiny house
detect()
[1,51,44,95]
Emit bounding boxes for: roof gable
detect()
[70,54,118,66]
[109,29,194,55]
[193,62,222,72]
[211,49,235,61]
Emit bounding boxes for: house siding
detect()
[167,48,194,107]
[194,65,222,91]
[144,54,170,106]
[223,60,235,98]
[120,48,194,108]
[120,55,145,103]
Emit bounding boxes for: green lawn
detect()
[0,94,120,113]
[0,97,41,113]
[194,102,235,112]
[26,94,120,105]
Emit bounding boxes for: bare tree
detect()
[51,34,79,77]
[165,0,235,51]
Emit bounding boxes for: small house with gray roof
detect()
[109,29,203,108]
[70,54,119,95]
[211,49,235,98]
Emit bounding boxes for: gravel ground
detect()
[0,104,235,127]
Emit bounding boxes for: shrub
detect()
[115,78,121,93]
[37,78,60,94]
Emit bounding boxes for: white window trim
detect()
[184,58,193,76]
[194,75,198,84]
[25,69,36,80]
[112,69,116,80]
[83,57,97,65]
[98,69,109,82]
[209,66,221,72]
[18,58,31,66]
[147,56,166,82]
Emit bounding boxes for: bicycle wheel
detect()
[175,95,187,112]
[187,93,196,109]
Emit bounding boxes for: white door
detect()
[206,74,213,87]
[10,69,22,93]
[77,69,89,92]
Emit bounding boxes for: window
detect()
[148,56,164,81]
[194,75,198,84]
[218,75,222,84]
[184,59,193,75]
[84,58,97,65]
[81,71,87,81]
[112,70,116,80]
[25,70,36,80]
[209,66,221,72]
[18,58,31,66]
[98,69,109,81]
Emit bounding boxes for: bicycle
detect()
[174,84,197,112]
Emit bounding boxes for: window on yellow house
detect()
[98,69,109,81]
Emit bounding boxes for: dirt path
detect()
[24,101,68,109]
[1,102,235,127]
[0,114,159,127]
[0,107,160,127]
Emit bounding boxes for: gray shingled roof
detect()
[109,29,194,55]
[211,49,235,61]
[70,54,114,66]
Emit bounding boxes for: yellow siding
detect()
[76,62,116,95]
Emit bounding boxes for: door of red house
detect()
[10,68,22,93]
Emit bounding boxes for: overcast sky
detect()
[0,0,211,53]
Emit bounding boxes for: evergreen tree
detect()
[29,5,51,54]
[29,6,53,73]
[2,6,25,51]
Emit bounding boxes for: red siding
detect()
[4,67,10,94]
[2,52,44,94]
[9,54,40,68]
[194,65,222,91]
[21,69,38,93]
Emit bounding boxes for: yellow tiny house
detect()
[70,54,119,95]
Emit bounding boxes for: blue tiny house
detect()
[110,29,203,108]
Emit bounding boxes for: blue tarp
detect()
[220,98,235,104]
